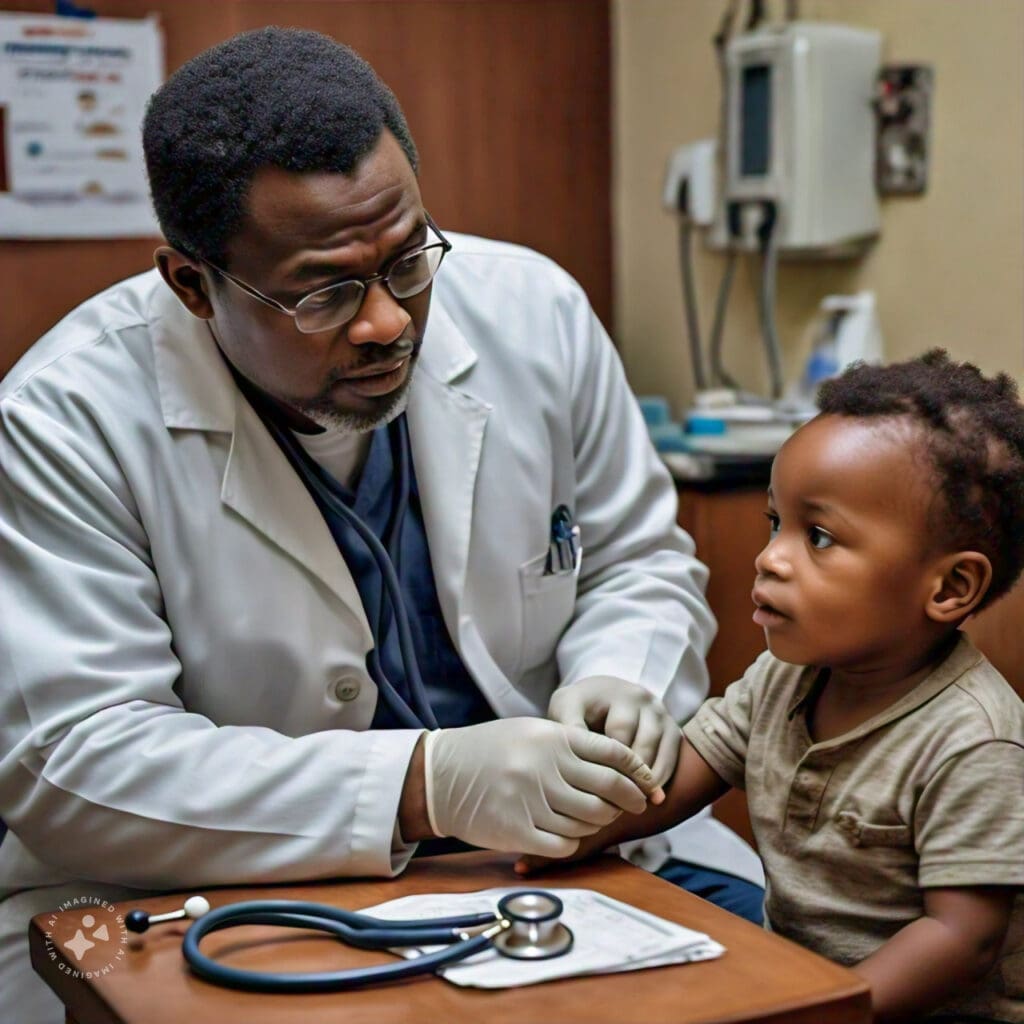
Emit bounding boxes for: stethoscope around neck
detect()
[255,399,440,730]
[125,890,574,992]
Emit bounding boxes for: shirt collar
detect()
[785,632,984,743]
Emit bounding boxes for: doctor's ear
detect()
[925,551,993,624]
[154,246,214,320]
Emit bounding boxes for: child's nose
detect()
[755,536,791,579]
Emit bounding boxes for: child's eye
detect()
[808,526,835,550]
[764,512,780,538]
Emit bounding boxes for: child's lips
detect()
[753,605,790,627]
[751,588,791,627]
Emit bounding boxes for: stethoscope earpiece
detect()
[125,895,211,934]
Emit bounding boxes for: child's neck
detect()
[808,632,960,744]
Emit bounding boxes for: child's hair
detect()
[817,349,1024,609]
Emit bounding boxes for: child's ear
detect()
[925,551,993,623]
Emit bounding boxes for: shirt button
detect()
[333,676,362,702]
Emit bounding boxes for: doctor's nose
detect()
[346,280,412,347]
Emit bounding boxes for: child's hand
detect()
[514,738,730,876]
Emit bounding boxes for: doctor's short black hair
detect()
[816,349,1024,609]
[142,27,418,267]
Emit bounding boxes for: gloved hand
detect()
[548,676,681,789]
[423,717,663,858]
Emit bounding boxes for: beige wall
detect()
[612,0,1024,415]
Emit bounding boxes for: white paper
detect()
[363,887,725,989]
[0,12,163,237]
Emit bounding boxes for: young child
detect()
[522,351,1024,1022]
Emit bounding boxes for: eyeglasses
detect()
[202,213,451,334]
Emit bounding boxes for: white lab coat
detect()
[0,234,761,1018]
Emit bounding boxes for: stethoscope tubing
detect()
[181,899,499,993]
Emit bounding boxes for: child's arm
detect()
[516,734,731,873]
[853,885,1014,1022]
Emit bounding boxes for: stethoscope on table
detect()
[126,889,574,993]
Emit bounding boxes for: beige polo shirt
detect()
[683,633,1024,1021]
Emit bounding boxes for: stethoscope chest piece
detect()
[492,891,574,961]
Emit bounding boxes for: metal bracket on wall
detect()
[873,64,933,196]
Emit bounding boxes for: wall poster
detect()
[0,11,163,238]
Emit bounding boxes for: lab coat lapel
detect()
[150,282,372,645]
[407,302,489,643]
[220,397,372,645]
[408,305,538,717]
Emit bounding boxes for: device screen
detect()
[740,64,772,176]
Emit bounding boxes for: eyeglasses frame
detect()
[199,211,451,333]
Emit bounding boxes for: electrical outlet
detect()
[874,64,933,196]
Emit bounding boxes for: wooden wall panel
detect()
[0,1,236,375]
[0,0,610,374]
[677,487,768,698]
[677,486,767,849]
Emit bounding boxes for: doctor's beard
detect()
[295,384,411,434]
[291,346,418,434]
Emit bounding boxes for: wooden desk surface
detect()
[31,852,870,1024]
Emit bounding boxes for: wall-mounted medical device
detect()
[722,22,881,255]
[660,16,887,406]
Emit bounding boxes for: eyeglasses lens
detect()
[294,244,446,333]
[388,245,446,299]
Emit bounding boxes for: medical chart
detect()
[364,886,725,989]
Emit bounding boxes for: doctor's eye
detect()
[301,286,345,311]
[764,512,780,538]
[808,525,835,550]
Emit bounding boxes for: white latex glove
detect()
[548,676,681,789]
[423,717,662,858]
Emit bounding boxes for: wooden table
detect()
[31,852,870,1024]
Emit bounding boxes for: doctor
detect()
[0,27,761,1020]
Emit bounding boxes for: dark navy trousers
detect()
[656,858,765,925]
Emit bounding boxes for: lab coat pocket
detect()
[836,811,912,848]
[517,546,582,675]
